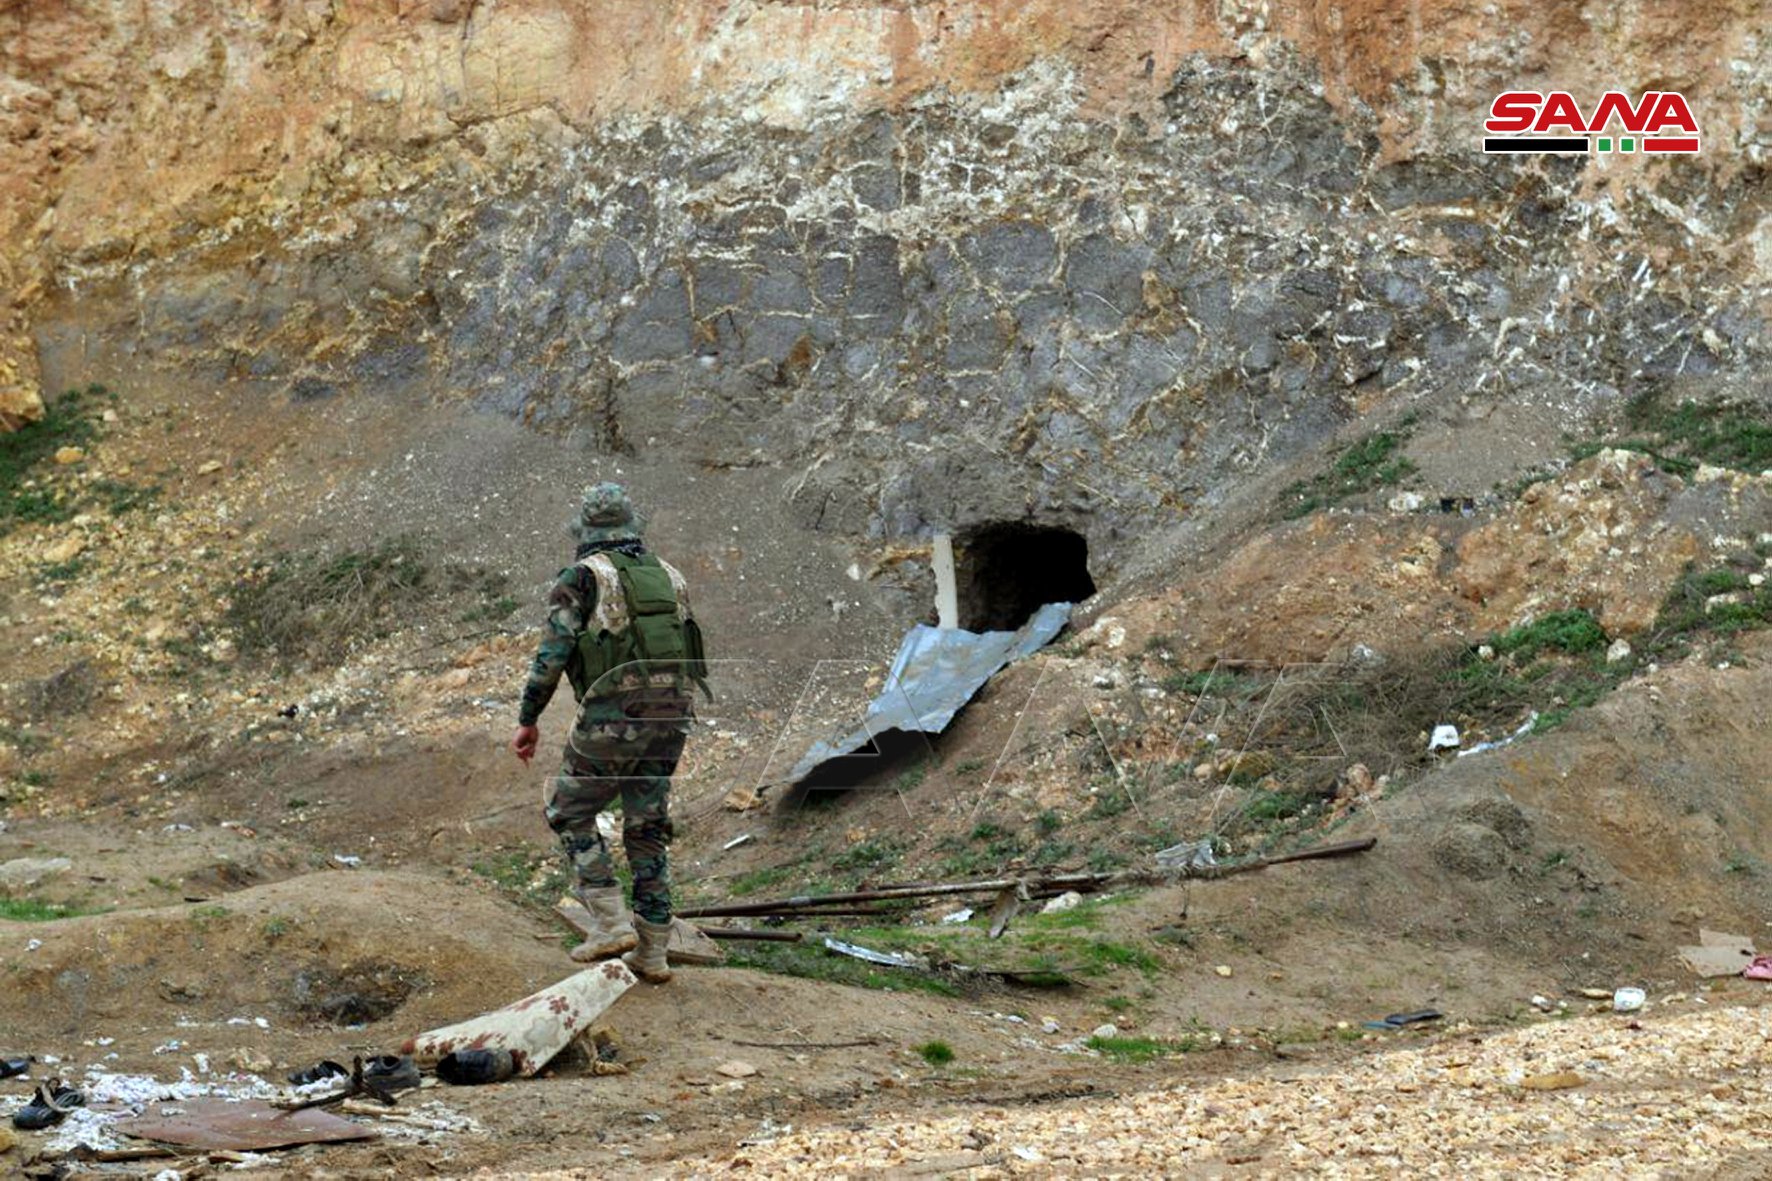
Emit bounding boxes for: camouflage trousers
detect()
[544,688,691,926]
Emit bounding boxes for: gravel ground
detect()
[646,1005,1772,1178]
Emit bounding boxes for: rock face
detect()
[4,2,1768,557]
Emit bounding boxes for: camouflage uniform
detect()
[519,484,694,926]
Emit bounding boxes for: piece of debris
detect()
[1519,1070,1585,1091]
[1153,839,1217,871]
[117,1098,374,1152]
[1677,930,1757,978]
[783,602,1072,786]
[722,833,754,851]
[1744,955,1772,982]
[1428,725,1461,752]
[822,937,928,971]
[1530,995,1558,1012]
[1455,713,1538,758]
[404,962,636,1077]
[1214,965,1233,978]
[715,1060,759,1080]
[1041,891,1084,914]
[987,882,1028,938]
[1367,1009,1444,1031]
[332,854,363,868]
[287,1060,348,1086]
[436,1049,516,1086]
[52,446,85,465]
[721,785,765,812]
[941,907,975,924]
[1613,987,1646,1013]
[1,1056,33,1080]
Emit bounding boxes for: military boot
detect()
[569,885,638,963]
[622,917,673,983]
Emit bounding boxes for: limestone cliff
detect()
[3,0,1767,556]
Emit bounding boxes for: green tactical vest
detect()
[572,551,710,699]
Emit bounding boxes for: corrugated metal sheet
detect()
[784,601,1072,786]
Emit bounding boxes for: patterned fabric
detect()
[517,563,597,727]
[543,688,692,925]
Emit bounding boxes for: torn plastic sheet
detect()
[783,602,1073,785]
[1456,712,1538,758]
[1154,839,1218,871]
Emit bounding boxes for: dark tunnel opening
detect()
[955,522,1096,632]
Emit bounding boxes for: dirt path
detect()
[619,1004,1772,1178]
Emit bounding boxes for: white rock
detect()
[1428,724,1461,751]
[1041,891,1083,914]
[0,856,73,891]
[1091,1023,1118,1039]
[1605,638,1633,664]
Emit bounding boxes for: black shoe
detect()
[361,1054,420,1097]
[286,1059,348,1086]
[436,1048,516,1086]
[0,1056,32,1080]
[12,1079,84,1130]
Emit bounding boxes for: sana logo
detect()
[1483,91,1699,154]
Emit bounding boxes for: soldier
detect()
[510,483,707,983]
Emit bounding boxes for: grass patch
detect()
[916,1040,955,1066]
[728,863,800,897]
[724,939,961,998]
[1573,395,1772,477]
[1085,1034,1200,1061]
[0,385,103,530]
[227,537,431,663]
[0,897,103,922]
[470,847,570,910]
[1279,425,1418,519]
[831,835,907,875]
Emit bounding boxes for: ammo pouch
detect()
[579,553,710,699]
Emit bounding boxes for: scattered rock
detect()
[197,459,225,475]
[1340,763,1376,798]
[1041,891,1083,914]
[1605,638,1633,664]
[228,1048,275,1074]
[1214,965,1233,978]
[1091,1024,1118,1040]
[1519,1070,1584,1091]
[41,535,86,564]
[0,856,73,892]
[53,445,85,465]
[715,1060,759,1079]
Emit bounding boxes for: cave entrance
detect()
[954,522,1096,632]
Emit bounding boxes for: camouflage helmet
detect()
[569,481,644,545]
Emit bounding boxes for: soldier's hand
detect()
[511,724,540,764]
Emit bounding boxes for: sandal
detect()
[12,1079,85,1130]
[360,1054,420,1098]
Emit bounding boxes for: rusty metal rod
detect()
[696,926,804,942]
[680,837,1377,918]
